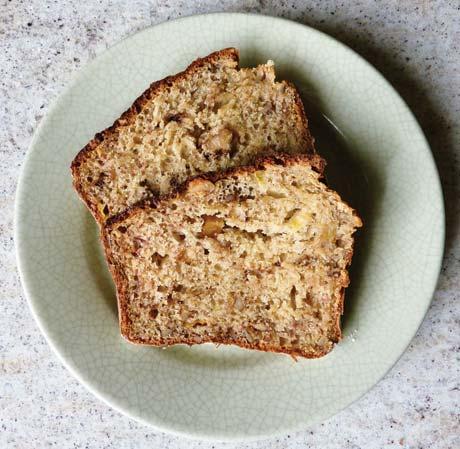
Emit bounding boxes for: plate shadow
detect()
[296,83,385,334]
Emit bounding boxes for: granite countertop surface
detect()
[1,1,459,448]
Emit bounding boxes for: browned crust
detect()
[102,152,362,359]
[71,48,240,223]
[285,80,316,154]
[121,333,332,359]
[100,229,133,337]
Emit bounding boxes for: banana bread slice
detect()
[71,48,315,224]
[103,154,362,358]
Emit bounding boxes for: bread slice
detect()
[71,48,315,224]
[102,154,362,358]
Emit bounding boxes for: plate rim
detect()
[14,12,445,441]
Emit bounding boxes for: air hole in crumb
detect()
[117,226,127,233]
[157,285,168,293]
[172,231,186,242]
[204,248,209,255]
[149,308,159,319]
[192,320,207,328]
[151,252,166,266]
[229,144,238,158]
[290,286,297,310]
[164,113,183,123]
[279,336,288,346]
[284,208,300,222]
[305,292,313,306]
[102,205,109,215]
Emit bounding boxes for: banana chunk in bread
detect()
[103,154,362,358]
[71,48,315,223]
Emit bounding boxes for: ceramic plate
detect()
[15,13,444,441]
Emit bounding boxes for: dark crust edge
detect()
[70,47,240,224]
[100,227,133,337]
[120,334,332,359]
[285,80,316,154]
[102,152,362,359]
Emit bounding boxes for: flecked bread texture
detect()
[102,154,362,358]
[71,48,315,223]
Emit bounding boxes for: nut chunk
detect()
[201,215,225,237]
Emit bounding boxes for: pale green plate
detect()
[15,13,444,441]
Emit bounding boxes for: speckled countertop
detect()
[1,1,459,448]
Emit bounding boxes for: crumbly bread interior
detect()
[72,49,313,222]
[104,155,362,358]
